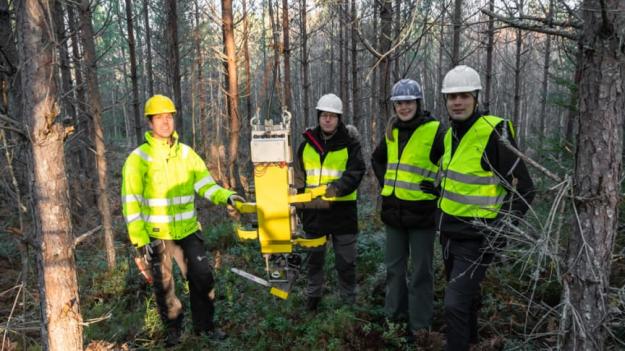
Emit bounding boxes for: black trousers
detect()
[305,233,357,301]
[442,237,493,351]
[149,232,216,333]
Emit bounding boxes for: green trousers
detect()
[384,225,435,331]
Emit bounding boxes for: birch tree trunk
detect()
[17,0,83,349]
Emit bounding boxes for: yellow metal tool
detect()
[232,110,329,299]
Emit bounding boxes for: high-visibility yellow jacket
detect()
[381,120,439,201]
[302,144,357,201]
[438,115,510,219]
[122,131,234,247]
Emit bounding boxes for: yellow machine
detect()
[232,110,329,299]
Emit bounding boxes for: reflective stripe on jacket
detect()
[438,115,510,219]
[381,120,439,201]
[121,131,234,247]
[302,144,357,201]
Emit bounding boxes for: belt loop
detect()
[444,239,450,260]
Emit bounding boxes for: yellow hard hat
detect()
[144,95,176,117]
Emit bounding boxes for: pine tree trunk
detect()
[221,0,240,189]
[281,0,292,113]
[451,0,462,67]
[17,1,83,349]
[268,0,282,110]
[79,0,116,269]
[562,0,625,349]
[298,0,311,127]
[378,0,392,124]
[0,0,21,120]
[194,0,208,157]
[350,0,361,141]
[483,0,494,113]
[165,0,183,137]
[512,0,524,145]
[53,0,76,122]
[142,0,154,96]
[436,2,446,118]
[125,0,142,147]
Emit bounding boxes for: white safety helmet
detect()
[441,65,482,94]
[316,94,343,115]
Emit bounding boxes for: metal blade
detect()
[230,267,271,287]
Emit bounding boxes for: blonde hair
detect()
[385,116,398,141]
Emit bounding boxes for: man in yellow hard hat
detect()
[121,94,245,346]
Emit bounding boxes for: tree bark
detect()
[125,0,142,146]
[221,0,240,189]
[193,0,208,157]
[79,0,116,269]
[378,0,392,124]
[268,0,282,111]
[281,0,292,113]
[339,0,347,113]
[562,0,625,349]
[299,0,311,127]
[165,0,183,138]
[512,0,524,146]
[450,0,462,67]
[350,0,361,140]
[16,0,83,349]
[0,0,22,120]
[538,0,553,142]
[53,0,76,123]
[142,0,154,97]
[483,0,494,113]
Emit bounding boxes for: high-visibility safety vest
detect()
[438,115,512,219]
[302,144,356,201]
[381,120,440,201]
[122,131,234,247]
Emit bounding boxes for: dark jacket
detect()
[436,111,535,240]
[293,122,366,236]
[371,113,446,229]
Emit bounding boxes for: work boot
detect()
[195,327,228,341]
[205,328,228,341]
[164,327,182,347]
[306,296,321,311]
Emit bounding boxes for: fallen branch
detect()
[499,136,563,183]
[74,225,103,247]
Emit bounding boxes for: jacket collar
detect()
[303,122,350,154]
[145,131,180,157]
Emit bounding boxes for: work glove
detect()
[420,181,439,196]
[324,185,338,198]
[227,194,246,220]
[228,194,246,207]
[139,242,155,263]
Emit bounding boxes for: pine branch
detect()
[481,8,579,41]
